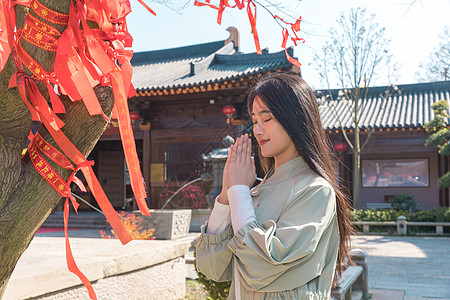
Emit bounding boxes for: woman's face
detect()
[251,96,299,167]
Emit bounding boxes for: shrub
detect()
[411,210,436,222]
[389,194,418,212]
[194,249,230,300]
[159,182,208,209]
[350,209,410,222]
[435,206,450,222]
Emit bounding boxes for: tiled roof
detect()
[318,81,450,130]
[131,40,293,91]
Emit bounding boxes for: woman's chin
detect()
[260,150,273,158]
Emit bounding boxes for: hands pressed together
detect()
[218,134,256,205]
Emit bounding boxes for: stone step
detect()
[43,212,110,229]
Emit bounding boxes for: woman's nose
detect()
[253,122,263,136]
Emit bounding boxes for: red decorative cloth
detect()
[2,0,157,298]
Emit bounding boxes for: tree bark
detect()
[0,1,114,296]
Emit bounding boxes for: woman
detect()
[196,73,352,299]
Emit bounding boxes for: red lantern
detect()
[334,142,348,152]
[334,142,348,161]
[130,112,141,120]
[222,105,236,126]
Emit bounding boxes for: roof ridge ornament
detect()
[225,27,240,51]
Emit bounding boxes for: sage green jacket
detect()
[196,157,339,299]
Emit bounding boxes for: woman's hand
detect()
[228,134,256,188]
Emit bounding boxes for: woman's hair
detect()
[247,72,353,279]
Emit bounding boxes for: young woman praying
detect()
[196,73,353,300]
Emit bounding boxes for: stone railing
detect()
[352,216,450,235]
[331,249,368,300]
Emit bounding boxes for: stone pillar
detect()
[350,248,369,295]
[397,215,407,235]
[363,224,369,233]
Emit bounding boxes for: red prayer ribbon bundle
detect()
[1,0,157,299]
[194,0,303,66]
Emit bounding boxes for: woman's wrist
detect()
[217,191,229,205]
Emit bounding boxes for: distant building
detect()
[322,81,450,209]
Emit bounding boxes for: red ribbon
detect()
[281,28,301,68]
[31,0,69,25]
[111,71,149,216]
[136,0,156,16]
[64,199,97,300]
[276,15,303,68]
[28,134,97,299]
[246,0,261,55]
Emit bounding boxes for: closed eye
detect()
[253,118,272,125]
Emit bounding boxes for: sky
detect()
[126,0,450,89]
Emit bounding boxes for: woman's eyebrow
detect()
[251,110,272,116]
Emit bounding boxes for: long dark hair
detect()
[247,73,353,279]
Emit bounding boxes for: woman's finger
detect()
[235,136,243,164]
[231,143,237,164]
[244,135,251,165]
[251,156,256,175]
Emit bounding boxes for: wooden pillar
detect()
[342,152,353,207]
[143,129,151,208]
[445,155,450,207]
[438,154,450,207]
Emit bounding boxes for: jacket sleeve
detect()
[195,222,234,282]
[227,182,337,290]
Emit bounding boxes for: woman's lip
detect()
[259,139,269,146]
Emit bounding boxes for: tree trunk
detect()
[352,88,361,209]
[0,1,114,296]
[352,142,360,209]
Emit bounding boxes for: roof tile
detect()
[317,81,450,130]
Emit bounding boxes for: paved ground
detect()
[14,230,450,299]
[351,235,450,299]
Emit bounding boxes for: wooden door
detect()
[98,151,125,209]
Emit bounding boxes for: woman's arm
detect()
[227,185,256,234]
[206,196,231,234]
[196,221,233,282]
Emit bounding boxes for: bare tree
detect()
[313,7,399,208]
[416,26,450,82]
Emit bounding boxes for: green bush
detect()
[411,210,436,222]
[194,249,231,300]
[435,206,450,222]
[350,209,410,222]
[389,194,418,212]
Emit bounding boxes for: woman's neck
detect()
[274,151,300,171]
